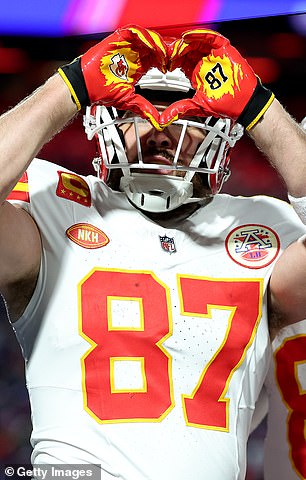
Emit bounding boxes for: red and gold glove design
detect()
[58,25,167,129]
[160,29,274,130]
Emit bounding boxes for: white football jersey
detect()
[7,159,306,480]
[264,319,306,480]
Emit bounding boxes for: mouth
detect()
[140,149,176,175]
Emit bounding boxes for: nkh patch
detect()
[66,223,109,249]
[56,171,91,207]
[159,235,177,254]
[225,224,280,269]
[7,172,30,202]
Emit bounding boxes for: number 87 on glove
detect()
[161,29,274,130]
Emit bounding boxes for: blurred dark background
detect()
[0,10,305,479]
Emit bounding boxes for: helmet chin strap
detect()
[120,173,194,212]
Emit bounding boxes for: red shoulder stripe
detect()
[7,172,30,203]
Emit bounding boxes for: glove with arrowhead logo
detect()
[58,24,168,129]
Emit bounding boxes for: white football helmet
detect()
[83,68,244,212]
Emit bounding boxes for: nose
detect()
[146,128,173,148]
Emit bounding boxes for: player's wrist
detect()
[58,57,90,111]
[237,78,275,131]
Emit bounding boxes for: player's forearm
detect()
[248,99,306,197]
[0,73,77,203]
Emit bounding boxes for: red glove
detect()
[58,25,168,129]
[160,29,274,130]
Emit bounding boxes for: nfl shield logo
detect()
[159,235,177,254]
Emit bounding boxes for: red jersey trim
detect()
[7,172,30,203]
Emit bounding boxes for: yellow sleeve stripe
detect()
[13,182,28,192]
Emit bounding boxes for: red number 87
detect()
[79,268,262,429]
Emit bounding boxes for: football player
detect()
[0,25,306,479]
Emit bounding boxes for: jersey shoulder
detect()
[7,158,95,210]
[210,193,306,248]
[221,193,305,226]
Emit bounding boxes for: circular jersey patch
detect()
[225,224,280,269]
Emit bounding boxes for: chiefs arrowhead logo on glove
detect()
[99,44,139,88]
[109,53,129,80]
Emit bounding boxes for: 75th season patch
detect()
[225,224,280,269]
